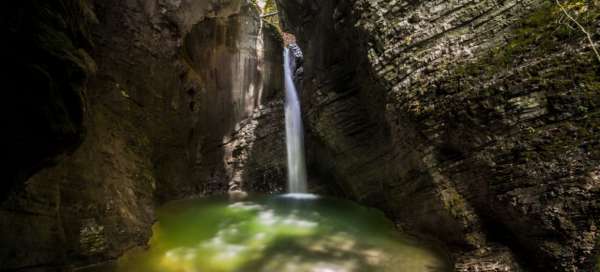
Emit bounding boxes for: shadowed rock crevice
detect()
[3,0,97,203]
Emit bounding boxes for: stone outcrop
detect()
[277,0,600,271]
[1,0,285,270]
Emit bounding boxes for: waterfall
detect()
[283,46,308,193]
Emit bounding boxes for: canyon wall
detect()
[278,0,600,271]
[0,0,285,270]
[4,0,600,271]
[3,0,95,203]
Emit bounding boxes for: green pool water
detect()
[103,194,450,272]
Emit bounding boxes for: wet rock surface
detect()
[278,0,600,271]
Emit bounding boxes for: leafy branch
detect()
[555,0,600,63]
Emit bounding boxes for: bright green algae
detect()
[107,194,450,272]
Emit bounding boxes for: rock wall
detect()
[2,0,96,203]
[0,0,285,270]
[278,0,600,271]
[176,5,285,197]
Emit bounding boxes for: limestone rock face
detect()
[177,5,285,196]
[278,0,600,271]
[1,0,285,270]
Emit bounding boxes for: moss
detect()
[440,187,471,222]
[453,1,600,80]
[263,19,283,43]
[263,0,282,32]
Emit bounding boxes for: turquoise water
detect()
[105,194,450,272]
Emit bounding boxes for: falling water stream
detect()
[283,46,308,193]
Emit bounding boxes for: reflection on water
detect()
[107,195,451,272]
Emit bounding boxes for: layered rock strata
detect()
[277,0,600,270]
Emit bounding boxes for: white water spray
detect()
[283,46,307,193]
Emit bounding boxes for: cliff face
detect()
[278,0,600,271]
[1,0,285,270]
[178,4,285,196]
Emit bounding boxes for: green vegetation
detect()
[453,1,600,79]
[263,0,282,32]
